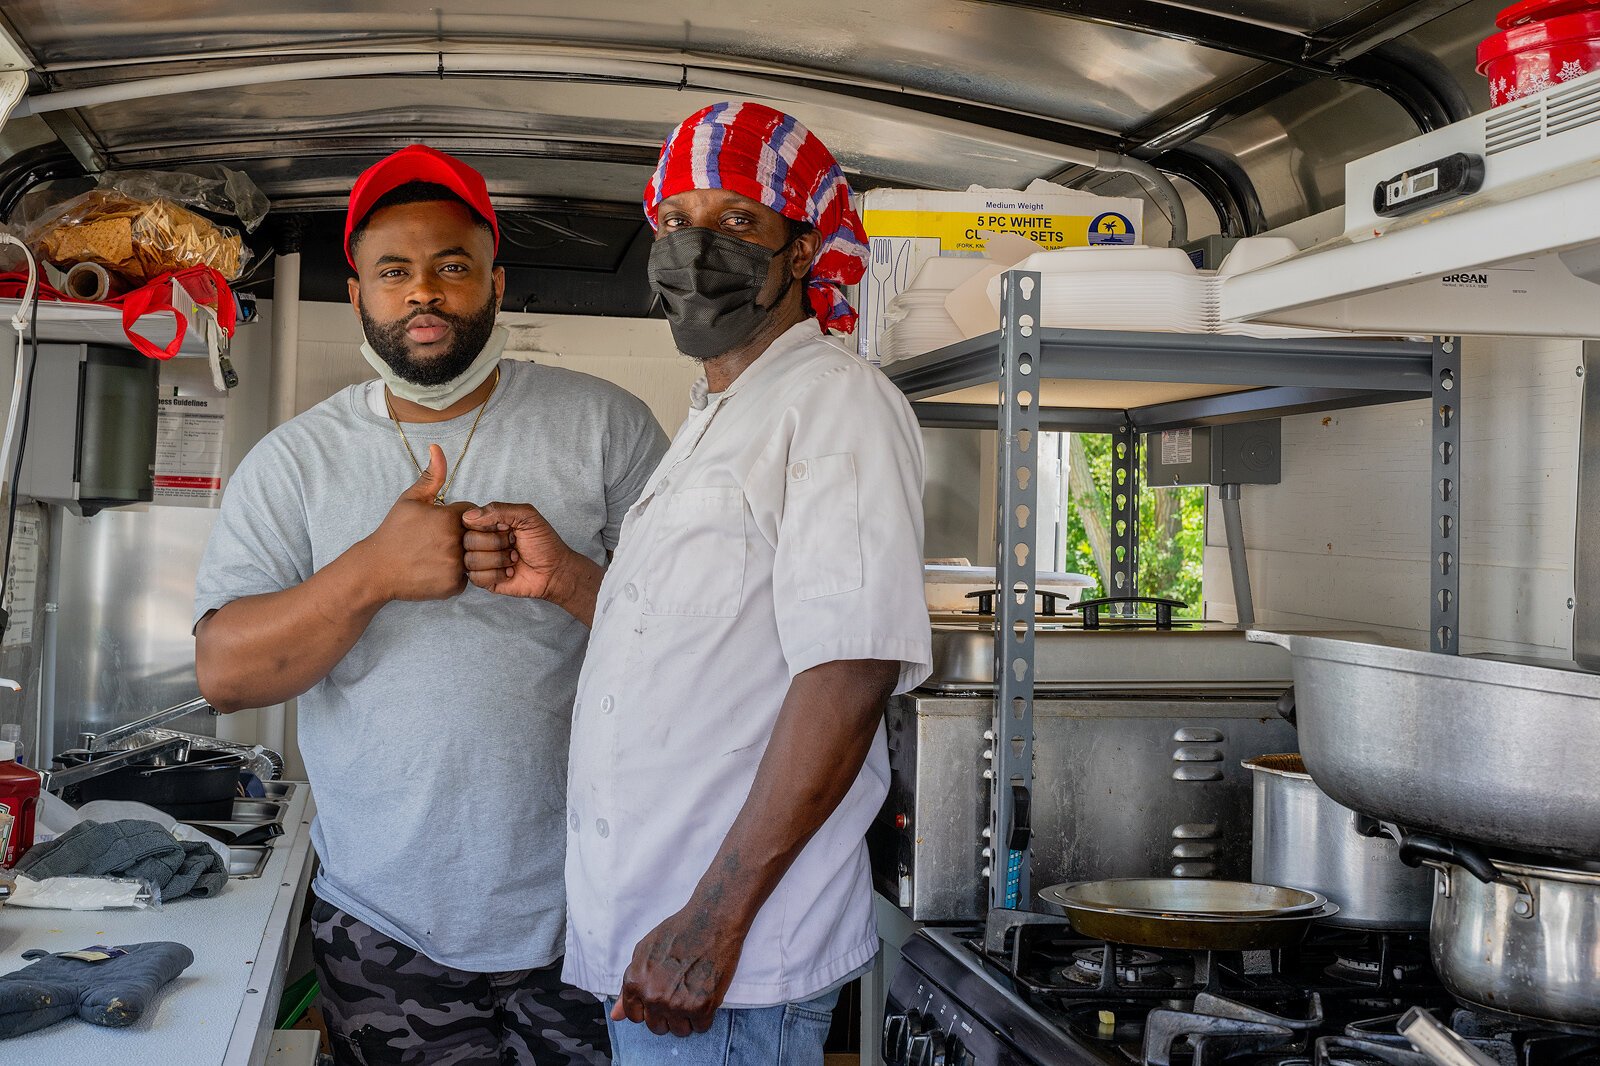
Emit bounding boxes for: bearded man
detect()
[193,144,667,1066]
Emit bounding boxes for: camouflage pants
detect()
[310,897,611,1066]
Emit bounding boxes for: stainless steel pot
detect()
[1429,856,1600,1026]
[1245,754,1433,929]
[1246,631,1600,858]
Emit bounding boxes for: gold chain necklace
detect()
[384,366,501,505]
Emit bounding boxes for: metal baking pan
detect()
[1052,877,1325,918]
[923,623,1293,691]
[1040,879,1338,950]
[226,845,271,879]
[229,798,287,824]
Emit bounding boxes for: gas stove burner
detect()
[1062,946,1178,988]
[1324,954,1427,988]
[1313,1012,1515,1066]
[1450,1004,1600,1041]
[1307,1008,1600,1066]
[1305,930,1432,993]
[1142,992,1324,1066]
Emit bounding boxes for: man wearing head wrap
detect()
[463,103,933,1060]
[193,145,667,1065]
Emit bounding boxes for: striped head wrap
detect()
[643,102,868,335]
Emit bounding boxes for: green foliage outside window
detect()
[1060,433,1205,617]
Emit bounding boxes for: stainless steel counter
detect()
[0,784,317,1065]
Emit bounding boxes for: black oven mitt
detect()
[0,942,194,1038]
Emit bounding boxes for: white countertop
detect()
[0,784,317,1065]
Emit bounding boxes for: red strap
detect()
[117,273,187,360]
[120,267,237,361]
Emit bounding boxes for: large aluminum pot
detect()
[1244,754,1433,929]
[1246,631,1600,858]
[1430,856,1600,1026]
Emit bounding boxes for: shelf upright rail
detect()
[1432,336,1462,654]
[987,269,1041,911]
[1111,422,1140,614]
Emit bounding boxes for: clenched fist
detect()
[461,501,575,600]
[460,502,604,625]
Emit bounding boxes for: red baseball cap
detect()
[344,144,499,269]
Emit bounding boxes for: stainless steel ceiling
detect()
[55,79,1083,201]
[0,0,1499,228]
[1184,0,1502,228]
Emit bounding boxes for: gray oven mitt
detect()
[15,820,227,901]
[17,820,184,881]
[0,942,194,1038]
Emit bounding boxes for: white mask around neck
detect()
[361,324,509,411]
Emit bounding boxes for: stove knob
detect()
[940,1032,967,1066]
[882,1012,909,1064]
[890,1009,923,1064]
[908,1031,935,1066]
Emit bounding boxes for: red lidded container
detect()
[1478,7,1600,106]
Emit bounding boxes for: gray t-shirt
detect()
[194,358,667,971]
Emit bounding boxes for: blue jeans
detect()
[605,988,839,1065]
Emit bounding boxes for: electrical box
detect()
[1181,234,1241,270]
[1145,421,1281,487]
[17,343,160,516]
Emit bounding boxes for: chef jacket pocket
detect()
[642,486,746,617]
[784,452,864,601]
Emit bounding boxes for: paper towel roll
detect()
[64,260,112,301]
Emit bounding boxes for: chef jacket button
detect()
[601,696,614,714]
[624,583,639,602]
[792,461,808,479]
[596,819,610,838]
[654,479,669,494]
[602,595,615,614]
[569,812,580,832]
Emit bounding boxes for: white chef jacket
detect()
[562,321,933,1007]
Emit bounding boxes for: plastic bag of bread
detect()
[23,185,252,287]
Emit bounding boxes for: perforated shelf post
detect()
[1111,423,1140,615]
[988,269,1040,911]
[1432,336,1462,654]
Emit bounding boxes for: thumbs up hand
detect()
[364,444,474,602]
[400,441,451,505]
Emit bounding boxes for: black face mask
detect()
[647,227,796,360]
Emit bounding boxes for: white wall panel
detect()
[1203,336,1583,656]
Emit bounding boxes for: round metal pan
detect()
[1052,877,1326,918]
[1039,879,1339,950]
